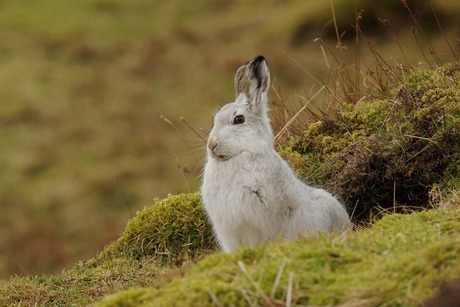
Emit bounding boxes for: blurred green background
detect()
[0,0,458,278]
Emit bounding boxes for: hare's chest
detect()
[205,158,274,192]
[202,158,290,246]
[202,158,284,211]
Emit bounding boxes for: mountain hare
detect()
[202,56,350,252]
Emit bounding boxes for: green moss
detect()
[97,207,460,306]
[98,192,216,265]
[282,63,460,222]
[95,288,156,307]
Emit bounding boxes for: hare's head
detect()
[207,56,273,161]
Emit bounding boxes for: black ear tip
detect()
[253,55,266,64]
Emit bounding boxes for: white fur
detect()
[201,56,350,252]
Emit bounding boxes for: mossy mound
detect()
[98,203,460,306]
[97,192,216,265]
[281,62,460,223]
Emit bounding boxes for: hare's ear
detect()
[234,56,270,114]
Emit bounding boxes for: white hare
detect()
[201,56,350,252]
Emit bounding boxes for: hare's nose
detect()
[208,137,218,153]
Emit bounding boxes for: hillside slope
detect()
[1,61,460,307]
[1,0,460,277]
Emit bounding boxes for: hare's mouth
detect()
[210,148,242,161]
[211,151,234,161]
[210,147,234,161]
[216,154,232,161]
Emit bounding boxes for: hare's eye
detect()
[233,115,245,125]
